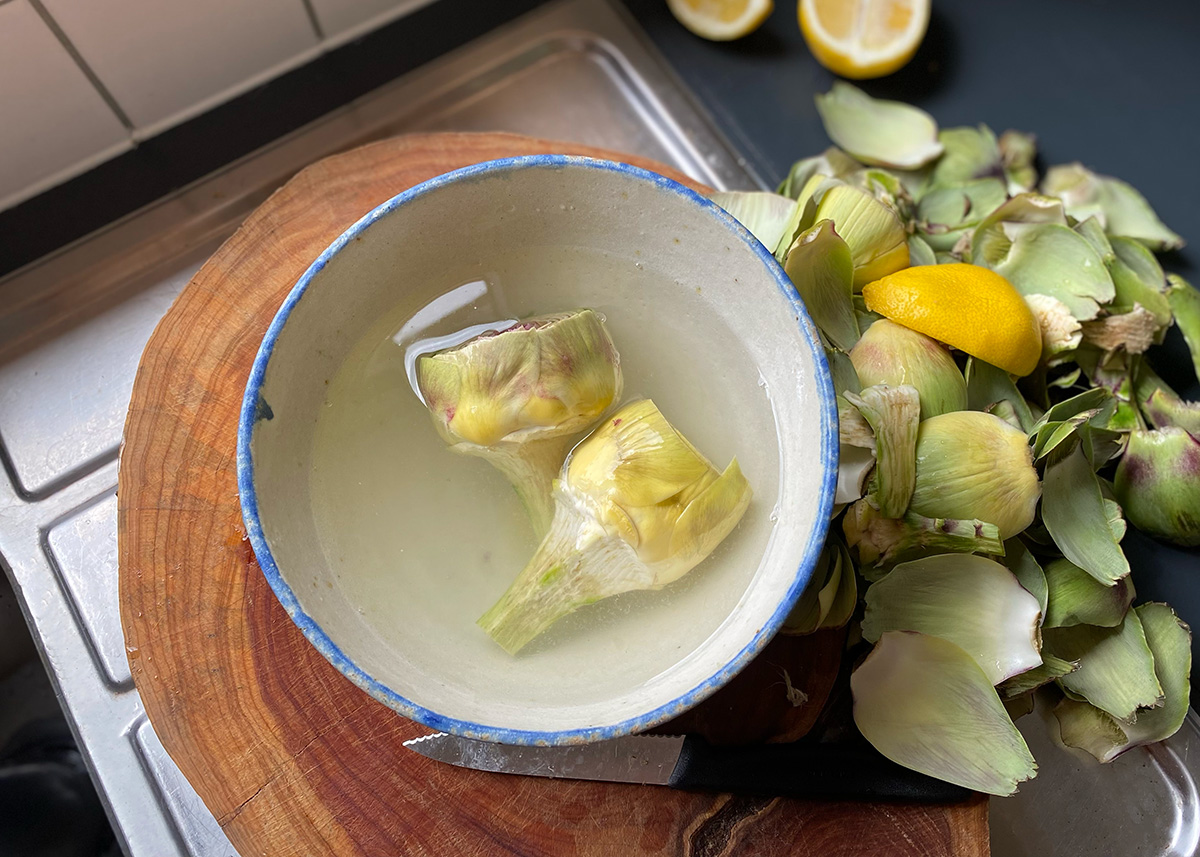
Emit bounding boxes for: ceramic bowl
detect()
[238,156,836,745]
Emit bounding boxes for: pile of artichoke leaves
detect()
[713,83,1200,796]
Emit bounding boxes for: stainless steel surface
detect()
[994,700,1200,856]
[0,1,758,854]
[45,491,128,686]
[404,732,686,785]
[0,252,213,498]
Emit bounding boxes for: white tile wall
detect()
[0,0,131,212]
[311,0,436,43]
[39,0,319,135]
[0,0,438,217]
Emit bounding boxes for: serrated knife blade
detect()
[403,732,973,803]
[404,732,685,785]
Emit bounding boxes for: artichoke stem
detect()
[479,499,648,654]
[464,435,575,538]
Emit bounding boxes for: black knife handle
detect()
[666,736,973,803]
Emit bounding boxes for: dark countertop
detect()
[4,0,1199,679]
[624,0,1200,279]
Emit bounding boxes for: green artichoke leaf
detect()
[1004,691,1037,722]
[855,168,904,201]
[965,357,1036,432]
[1167,274,1200,382]
[907,234,937,267]
[983,223,1116,321]
[999,654,1079,698]
[1043,609,1162,722]
[1074,216,1116,263]
[851,320,968,420]
[778,147,862,198]
[843,385,920,518]
[827,347,862,398]
[999,130,1037,194]
[1004,538,1048,617]
[812,184,910,288]
[782,537,857,634]
[773,173,833,261]
[852,631,1038,795]
[929,125,1002,188]
[1033,415,1093,462]
[1054,697,1131,762]
[1032,386,1114,431]
[1141,388,1200,435]
[1042,441,1131,585]
[1131,363,1200,434]
[1055,603,1191,762]
[1028,387,1120,464]
[861,554,1043,684]
[784,219,860,351]
[710,191,799,255]
[1043,558,1135,629]
[1043,163,1184,252]
[971,193,1068,268]
[917,179,1008,252]
[1106,237,1172,329]
[910,411,1041,540]
[1049,368,1083,389]
[1098,494,1126,546]
[1079,421,1125,470]
[815,82,943,169]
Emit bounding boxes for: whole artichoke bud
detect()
[1114,428,1200,547]
[909,411,1040,539]
[478,399,752,654]
[417,309,622,535]
[849,319,968,420]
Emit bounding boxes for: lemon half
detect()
[668,0,774,41]
[862,264,1043,377]
[799,0,929,79]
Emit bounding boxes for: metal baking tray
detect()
[0,0,1195,854]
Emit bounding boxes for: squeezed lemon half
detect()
[862,263,1043,377]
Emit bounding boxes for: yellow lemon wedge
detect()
[799,0,930,79]
[668,0,774,41]
[862,264,1043,377]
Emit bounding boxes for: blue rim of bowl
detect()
[237,154,838,746]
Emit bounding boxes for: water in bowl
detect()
[308,243,782,717]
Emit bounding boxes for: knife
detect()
[403,732,971,803]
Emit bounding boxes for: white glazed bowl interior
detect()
[239,157,835,744]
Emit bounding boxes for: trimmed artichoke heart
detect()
[478,399,752,654]
[417,309,622,535]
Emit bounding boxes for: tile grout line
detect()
[26,0,136,132]
[298,0,326,42]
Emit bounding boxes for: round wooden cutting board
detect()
[117,132,988,857]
